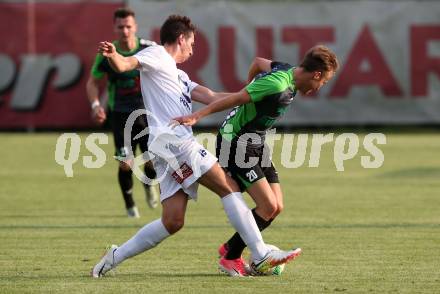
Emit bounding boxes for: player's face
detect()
[114,16,137,42]
[177,32,195,63]
[300,70,334,95]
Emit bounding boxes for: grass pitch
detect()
[0,131,439,293]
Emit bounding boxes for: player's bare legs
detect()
[160,190,188,234]
[198,163,300,276]
[248,180,282,221]
[197,163,240,197]
[114,190,188,260]
[269,183,284,218]
[217,179,300,276]
[219,179,282,259]
[92,190,188,277]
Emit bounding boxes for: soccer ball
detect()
[249,244,285,276]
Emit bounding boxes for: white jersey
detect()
[134,45,198,141]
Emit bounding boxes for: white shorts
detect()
[152,139,217,202]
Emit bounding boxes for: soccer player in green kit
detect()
[86,8,159,217]
[173,45,339,276]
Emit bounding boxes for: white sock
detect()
[113,218,170,265]
[221,192,269,260]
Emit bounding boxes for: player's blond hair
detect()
[300,45,339,74]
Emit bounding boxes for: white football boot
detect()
[91,245,118,278]
[250,247,302,275]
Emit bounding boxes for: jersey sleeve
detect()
[245,74,285,103]
[134,46,161,72]
[186,75,199,93]
[139,38,157,47]
[270,61,293,71]
[90,54,106,79]
[188,80,199,93]
[178,69,199,93]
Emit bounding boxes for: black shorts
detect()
[216,133,279,192]
[112,111,149,158]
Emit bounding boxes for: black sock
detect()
[225,208,273,260]
[118,168,134,209]
[143,164,156,188]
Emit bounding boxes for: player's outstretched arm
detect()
[172,89,251,126]
[191,85,232,105]
[247,57,272,83]
[98,41,139,73]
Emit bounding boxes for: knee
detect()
[257,200,278,221]
[119,161,132,172]
[272,202,284,218]
[162,217,184,234]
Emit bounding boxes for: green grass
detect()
[0,132,439,293]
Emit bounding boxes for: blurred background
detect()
[1,0,439,130]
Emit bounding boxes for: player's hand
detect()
[98,41,116,58]
[92,105,106,125]
[170,113,200,128]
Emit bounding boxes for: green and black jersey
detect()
[219,62,297,147]
[90,37,155,113]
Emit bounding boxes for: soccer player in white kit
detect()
[91,15,301,278]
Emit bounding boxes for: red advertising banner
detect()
[1,1,439,128]
[130,0,440,126]
[0,2,122,129]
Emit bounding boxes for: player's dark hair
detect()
[113,7,135,21]
[300,45,339,74]
[160,15,196,45]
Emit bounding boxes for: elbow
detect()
[109,61,126,73]
[115,62,136,73]
[249,58,259,71]
[254,57,272,71]
[207,90,216,101]
[253,57,264,67]
[114,65,125,73]
[201,90,216,105]
[238,89,251,104]
[252,56,260,64]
